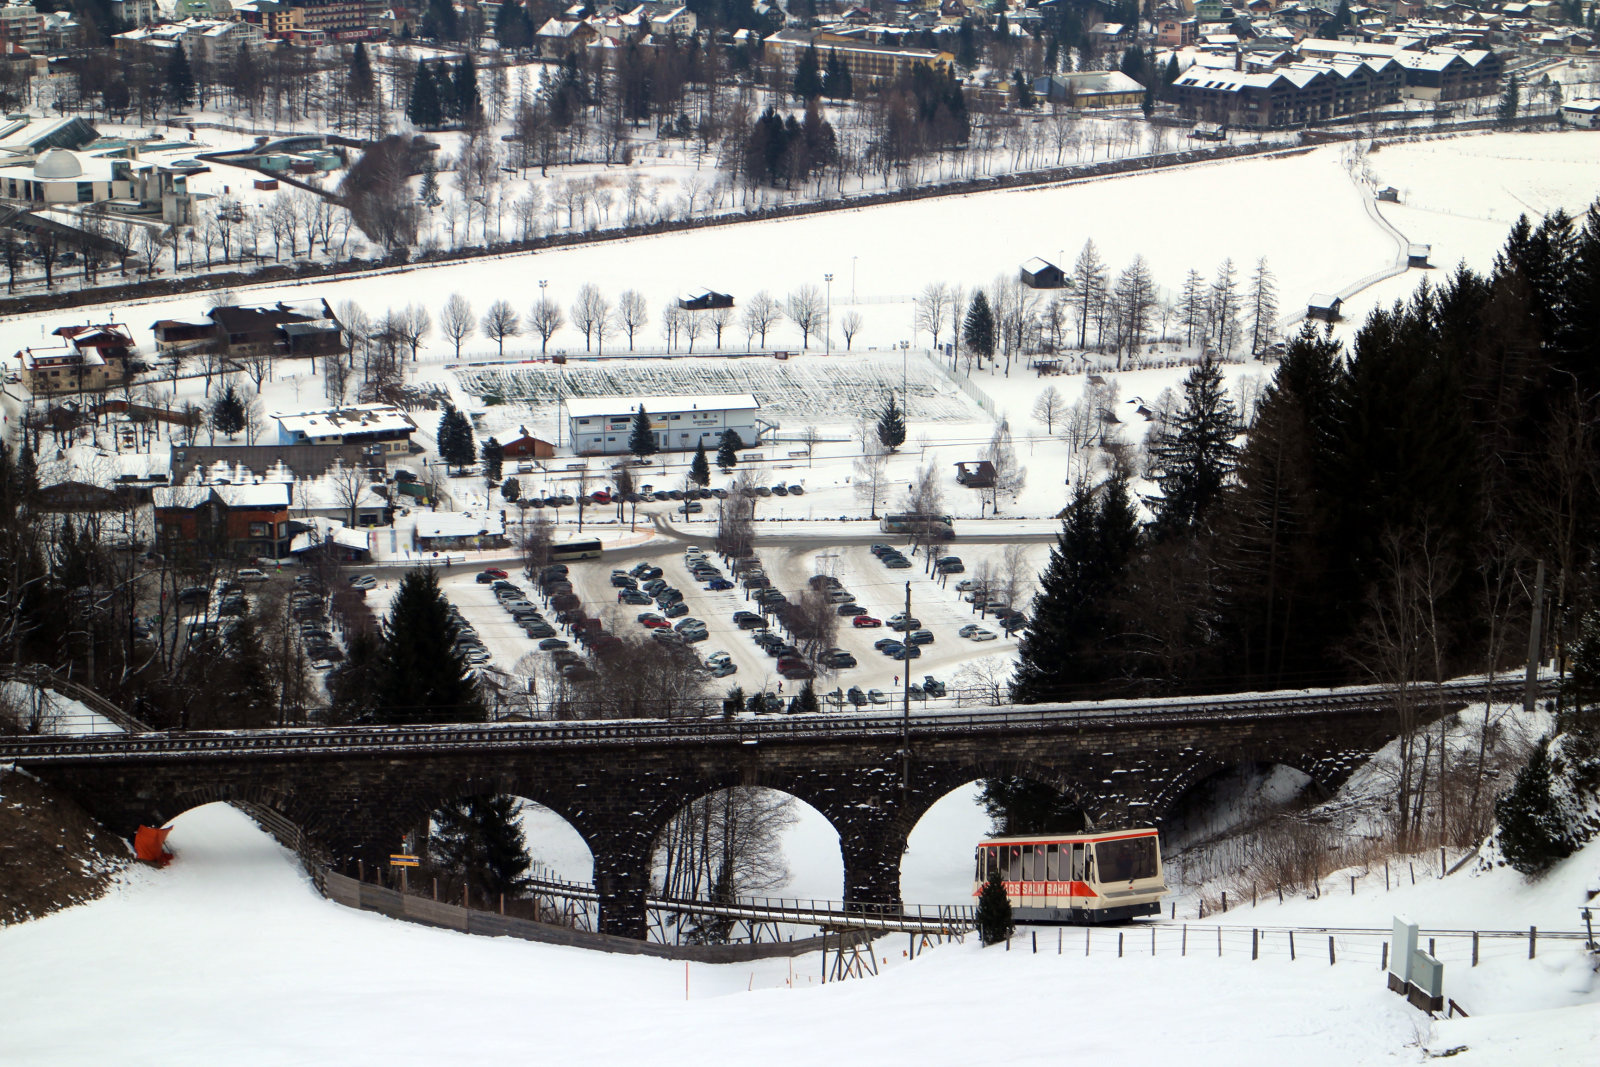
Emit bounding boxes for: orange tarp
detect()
[134,825,173,866]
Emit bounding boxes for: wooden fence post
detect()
[1289,930,1295,961]
[1117,932,1123,958]
[1181,924,1187,957]
[1032,931,1037,954]
[1252,929,1258,960]
[1328,936,1335,965]
[1217,927,1222,957]
[1381,942,1389,971]
[1472,931,1478,967]
[1529,926,1537,959]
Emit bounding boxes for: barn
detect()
[1020,257,1067,289]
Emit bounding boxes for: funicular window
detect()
[1094,837,1158,882]
[1046,844,1059,881]
[1021,844,1035,881]
[1006,845,1021,879]
[1070,844,1085,881]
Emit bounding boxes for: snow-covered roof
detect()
[414,510,505,539]
[271,404,415,440]
[289,518,372,553]
[563,394,760,419]
[152,482,291,509]
[1021,256,1057,273]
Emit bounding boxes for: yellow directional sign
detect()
[389,854,420,867]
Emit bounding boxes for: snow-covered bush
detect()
[1491,731,1600,876]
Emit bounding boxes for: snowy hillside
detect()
[1,799,1595,1065]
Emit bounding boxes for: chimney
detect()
[1235,48,1243,70]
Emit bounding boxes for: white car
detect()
[970,628,999,642]
[348,574,377,590]
[236,568,270,583]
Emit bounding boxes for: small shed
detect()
[1407,243,1432,268]
[955,460,996,488]
[1376,186,1401,203]
[1020,257,1067,289]
[502,427,556,460]
[1306,294,1343,322]
[678,288,734,311]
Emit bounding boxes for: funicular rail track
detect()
[520,876,975,937]
[0,677,1539,764]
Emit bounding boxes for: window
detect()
[1046,843,1059,881]
[1070,843,1084,882]
[1093,837,1159,883]
[248,522,271,538]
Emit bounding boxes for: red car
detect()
[640,616,671,629]
[481,568,508,580]
[590,489,612,505]
[852,615,882,628]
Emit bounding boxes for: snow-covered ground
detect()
[2,800,1594,1065]
[0,682,123,736]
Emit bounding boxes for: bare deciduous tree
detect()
[482,299,521,356]
[840,310,864,350]
[852,444,890,520]
[615,289,648,351]
[440,293,475,358]
[1032,385,1066,434]
[529,297,564,354]
[741,290,782,348]
[785,285,823,349]
[571,283,608,352]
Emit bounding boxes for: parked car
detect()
[874,638,902,653]
[664,602,689,618]
[709,661,737,677]
[970,628,999,642]
[887,614,921,631]
[706,578,735,591]
[867,689,889,705]
[348,574,377,590]
[852,615,882,628]
[847,686,866,706]
[907,629,935,646]
[892,644,922,660]
[619,590,652,605]
[236,568,270,583]
[610,572,637,588]
[883,556,912,569]
[837,603,868,616]
[922,676,946,697]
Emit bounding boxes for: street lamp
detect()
[824,272,833,355]
[899,339,909,398]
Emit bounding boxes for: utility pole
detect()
[1525,558,1545,713]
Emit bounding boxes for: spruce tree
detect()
[1012,475,1140,701]
[963,291,996,361]
[876,393,907,452]
[690,440,711,486]
[429,794,533,905]
[792,44,823,100]
[437,404,476,472]
[418,160,441,209]
[1497,74,1520,126]
[1494,741,1582,874]
[975,869,1014,946]
[629,406,658,458]
[374,568,484,724]
[791,680,818,714]
[165,44,195,110]
[716,429,740,472]
[453,54,482,126]
[1150,355,1237,539]
[348,40,374,105]
[407,62,441,128]
[480,436,503,482]
[209,381,246,439]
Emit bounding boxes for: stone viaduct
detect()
[4,680,1513,939]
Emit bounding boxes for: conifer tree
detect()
[348,40,374,106]
[407,61,441,128]
[963,291,996,362]
[480,436,503,482]
[1494,740,1581,874]
[629,406,658,458]
[792,44,823,100]
[716,429,740,472]
[791,680,819,714]
[437,404,476,472]
[374,568,484,725]
[429,794,533,905]
[1012,475,1140,701]
[975,869,1014,946]
[453,54,482,126]
[1150,355,1237,539]
[690,440,711,486]
[876,393,907,452]
[1497,73,1520,126]
[209,381,246,439]
[165,44,195,110]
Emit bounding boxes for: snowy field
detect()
[1334,131,1600,338]
[2,801,1595,1065]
